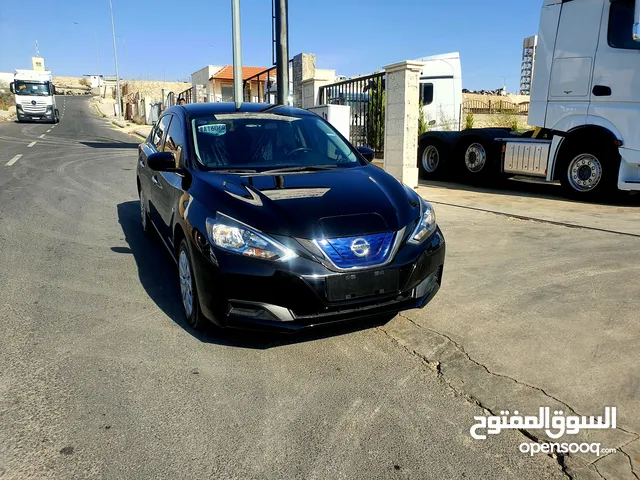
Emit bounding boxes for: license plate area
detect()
[326,269,399,302]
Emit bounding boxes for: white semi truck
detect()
[417,0,640,199]
[10,69,59,123]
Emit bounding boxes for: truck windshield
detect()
[14,81,51,96]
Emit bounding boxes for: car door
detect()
[146,114,171,237]
[589,0,640,152]
[153,114,187,247]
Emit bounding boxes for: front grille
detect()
[21,101,48,113]
[316,232,395,269]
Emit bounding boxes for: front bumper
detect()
[17,109,54,121]
[190,228,446,332]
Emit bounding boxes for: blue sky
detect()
[0,0,541,91]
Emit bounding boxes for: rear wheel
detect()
[139,189,151,236]
[178,239,206,330]
[418,139,445,179]
[456,137,497,181]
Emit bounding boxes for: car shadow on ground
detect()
[115,200,394,350]
[420,177,640,207]
[81,140,139,149]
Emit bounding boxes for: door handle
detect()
[592,85,612,97]
[151,175,163,188]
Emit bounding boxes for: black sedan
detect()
[137,102,445,332]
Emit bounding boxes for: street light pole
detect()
[231,0,243,109]
[274,0,289,105]
[109,0,122,120]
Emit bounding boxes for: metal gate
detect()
[318,72,385,158]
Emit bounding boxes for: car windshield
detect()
[14,81,51,96]
[191,112,360,171]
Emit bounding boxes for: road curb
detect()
[111,119,127,128]
[133,129,148,139]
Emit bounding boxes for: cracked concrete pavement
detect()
[0,97,571,480]
[381,180,640,480]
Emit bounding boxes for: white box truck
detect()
[10,69,59,123]
[417,0,640,199]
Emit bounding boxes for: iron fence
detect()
[318,72,386,157]
[463,99,529,115]
[243,60,294,104]
[176,86,192,104]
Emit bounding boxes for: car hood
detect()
[193,165,420,239]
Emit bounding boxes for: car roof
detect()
[165,102,316,120]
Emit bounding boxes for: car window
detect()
[191,113,360,170]
[608,1,640,50]
[420,83,434,105]
[163,115,184,166]
[153,115,171,150]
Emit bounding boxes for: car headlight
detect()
[206,213,297,262]
[408,198,437,244]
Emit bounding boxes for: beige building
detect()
[31,57,45,71]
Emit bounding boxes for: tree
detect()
[418,100,427,136]
[366,77,385,156]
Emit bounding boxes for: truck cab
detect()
[415,52,462,131]
[10,70,59,124]
[527,0,640,193]
[417,0,640,199]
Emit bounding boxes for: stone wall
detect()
[121,80,191,103]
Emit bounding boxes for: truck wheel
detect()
[560,146,619,199]
[456,137,496,180]
[418,139,445,179]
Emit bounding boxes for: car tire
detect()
[559,145,619,200]
[418,138,446,179]
[178,239,206,330]
[139,189,151,237]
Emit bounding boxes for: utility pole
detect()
[274,0,289,105]
[232,0,243,109]
[109,0,122,120]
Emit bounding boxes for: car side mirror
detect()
[357,146,375,161]
[147,151,180,172]
[9,82,15,93]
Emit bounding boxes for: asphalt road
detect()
[0,97,565,479]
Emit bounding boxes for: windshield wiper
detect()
[260,165,338,174]
[213,168,258,173]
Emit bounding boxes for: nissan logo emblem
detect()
[350,238,371,258]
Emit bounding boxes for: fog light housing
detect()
[415,269,440,298]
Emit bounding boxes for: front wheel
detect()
[560,147,619,200]
[178,240,206,330]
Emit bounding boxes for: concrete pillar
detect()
[301,70,337,109]
[383,60,424,188]
[292,53,316,108]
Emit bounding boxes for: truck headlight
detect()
[16,104,23,111]
[408,198,437,245]
[206,213,297,262]
[46,105,53,112]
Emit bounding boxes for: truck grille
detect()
[22,101,48,113]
